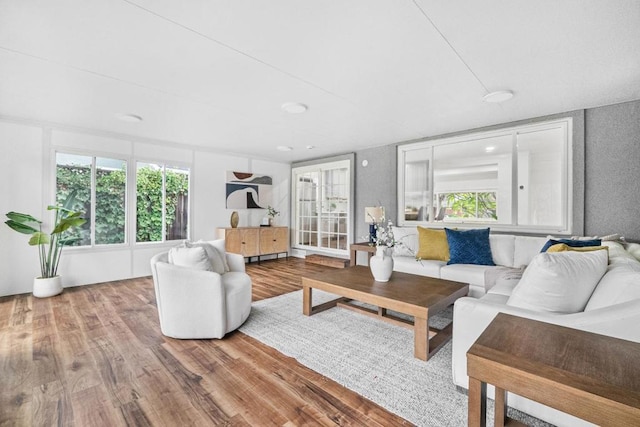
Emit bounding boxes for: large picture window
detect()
[55,153,127,246]
[398,118,573,233]
[136,162,190,243]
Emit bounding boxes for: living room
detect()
[1,2,640,426]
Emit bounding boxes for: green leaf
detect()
[28,232,49,245]
[6,211,41,224]
[51,217,87,234]
[5,219,39,235]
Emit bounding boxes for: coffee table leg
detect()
[468,377,486,427]
[303,286,312,316]
[414,316,428,361]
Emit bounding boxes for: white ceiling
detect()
[1,1,639,162]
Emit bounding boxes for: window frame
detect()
[52,148,192,250]
[397,117,573,234]
[53,149,129,249]
[134,159,192,245]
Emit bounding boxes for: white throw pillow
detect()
[584,261,640,311]
[506,250,608,313]
[168,246,212,271]
[186,241,227,274]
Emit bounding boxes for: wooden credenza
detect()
[217,226,288,262]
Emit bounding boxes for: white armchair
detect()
[150,239,252,339]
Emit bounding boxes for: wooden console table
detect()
[217,226,288,263]
[467,313,640,426]
[349,242,376,266]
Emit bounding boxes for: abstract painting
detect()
[225,171,273,209]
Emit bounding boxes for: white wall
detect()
[0,118,290,297]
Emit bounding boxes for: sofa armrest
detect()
[226,252,246,273]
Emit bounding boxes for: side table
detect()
[467,313,640,426]
[349,242,376,266]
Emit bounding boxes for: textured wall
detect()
[354,145,397,243]
[585,100,640,241]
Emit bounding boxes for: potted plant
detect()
[266,205,280,226]
[4,191,87,298]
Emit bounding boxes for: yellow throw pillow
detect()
[547,243,608,253]
[416,227,449,261]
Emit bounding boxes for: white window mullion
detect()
[90,156,97,247]
[161,165,167,242]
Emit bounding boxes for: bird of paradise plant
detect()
[4,191,86,278]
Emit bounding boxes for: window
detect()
[136,162,190,243]
[56,153,127,246]
[398,118,572,233]
[292,159,351,253]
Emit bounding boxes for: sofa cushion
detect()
[168,246,212,271]
[513,236,547,267]
[507,250,608,313]
[445,228,495,266]
[416,227,450,261]
[489,234,515,267]
[540,238,602,252]
[486,278,520,297]
[584,260,640,311]
[440,264,496,286]
[393,256,444,278]
[391,226,418,256]
[484,266,524,293]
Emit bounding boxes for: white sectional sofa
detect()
[391,226,640,426]
[391,226,547,297]
[452,240,640,426]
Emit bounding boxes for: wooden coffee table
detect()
[302,266,469,361]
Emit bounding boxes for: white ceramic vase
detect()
[33,276,63,298]
[370,246,394,282]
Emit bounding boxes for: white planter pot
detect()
[370,246,394,282]
[33,276,63,298]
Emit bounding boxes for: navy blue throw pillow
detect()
[540,238,602,253]
[445,228,495,266]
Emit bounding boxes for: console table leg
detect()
[494,386,507,426]
[468,377,486,427]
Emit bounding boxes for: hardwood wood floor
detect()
[0,258,412,427]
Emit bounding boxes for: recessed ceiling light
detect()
[277,145,293,152]
[485,146,496,153]
[115,113,143,122]
[483,90,514,103]
[281,102,308,114]
[306,145,315,150]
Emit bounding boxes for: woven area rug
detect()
[239,290,549,427]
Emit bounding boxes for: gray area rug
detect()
[240,290,550,427]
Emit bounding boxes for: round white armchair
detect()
[149,239,252,339]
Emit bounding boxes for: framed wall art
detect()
[225,171,273,209]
